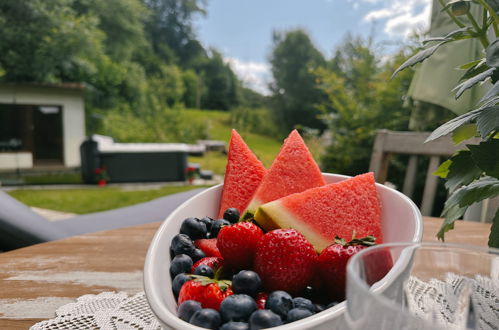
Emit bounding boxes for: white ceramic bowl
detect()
[144,173,423,330]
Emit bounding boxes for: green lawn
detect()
[8,185,207,214]
[185,109,283,173]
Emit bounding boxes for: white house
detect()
[0,83,85,170]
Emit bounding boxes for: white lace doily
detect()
[30,292,161,330]
[406,273,498,330]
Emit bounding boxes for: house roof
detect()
[0,82,84,90]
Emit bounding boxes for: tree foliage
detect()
[0,0,245,135]
[317,35,414,175]
[269,29,327,132]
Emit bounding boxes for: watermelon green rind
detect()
[218,129,266,218]
[254,173,382,252]
[244,130,325,216]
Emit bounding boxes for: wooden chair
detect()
[369,130,497,220]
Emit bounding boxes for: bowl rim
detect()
[144,173,423,329]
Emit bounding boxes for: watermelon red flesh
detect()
[255,173,382,252]
[245,130,325,216]
[218,130,267,218]
[194,238,222,258]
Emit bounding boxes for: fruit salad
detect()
[168,129,393,330]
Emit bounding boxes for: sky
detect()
[194,0,432,94]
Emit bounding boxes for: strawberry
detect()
[317,235,379,301]
[194,238,222,258]
[255,292,268,309]
[254,229,317,294]
[217,222,264,270]
[178,275,233,310]
[191,257,224,273]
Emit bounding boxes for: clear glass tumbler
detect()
[345,243,499,330]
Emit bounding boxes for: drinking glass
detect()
[345,242,499,330]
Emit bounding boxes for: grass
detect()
[186,109,283,173]
[8,185,207,214]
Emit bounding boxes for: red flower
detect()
[94,168,102,174]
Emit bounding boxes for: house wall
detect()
[0,85,85,167]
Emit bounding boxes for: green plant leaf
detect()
[444,150,483,192]
[453,176,499,207]
[438,176,499,240]
[452,123,477,143]
[488,208,499,248]
[423,27,473,44]
[459,59,484,70]
[476,105,499,138]
[454,68,495,99]
[468,139,499,178]
[426,108,484,142]
[434,159,452,178]
[486,38,499,68]
[392,41,448,78]
[437,203,467,240]
[479,80,499,104]
[459,59,489,82]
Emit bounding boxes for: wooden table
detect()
[0,217,491,329]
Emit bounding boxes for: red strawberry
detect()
[195,238,222,258]
[255,292,268,309]
[217,222,264,270]
[178,276,233,310]
[317,235,379,301]
[254,229,317,294]
[191,257,224,273]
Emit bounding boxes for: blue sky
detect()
[194,0,431,94]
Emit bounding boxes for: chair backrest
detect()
[368,130,488,217]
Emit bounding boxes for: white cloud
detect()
[224,57,272,95]
[356,0,432,38]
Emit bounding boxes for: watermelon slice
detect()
[194,238,222,258]
[218,129,266,218]
[245,129,325,219]
[254,173,382,252]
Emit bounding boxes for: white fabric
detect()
[406,273,498,330]
[30,292,161,330]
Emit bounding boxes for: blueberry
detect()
[194,265,214,278]
[170,254,193,278]
[191,248,206,263]
[189,308,221,329]
[286,308,313,323]
[292,297,315,313]
[178,300,202,322]
[180,217,207,240]
[314,304,326,313]
[326,301,340,309]
[232,270,262,297]
[248,309,283,329]
[171,234,196,256]
[199,217,214,232]
[211,219,231,238]
[172,273,190,297]
[223,208,240,223]
[220,294,257,322]
[265,291,294,320]
[220,321,249,330]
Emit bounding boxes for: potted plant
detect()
[393,0,498,247]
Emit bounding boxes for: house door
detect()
[33,106,63,165]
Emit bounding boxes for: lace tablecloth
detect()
[30,292,160,330]
[30,273,497,330]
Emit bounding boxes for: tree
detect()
[0,0,105,82]
[143,0,207,67]
[318,35,413,175]
[200,49,240,110]
[269,29,327,132]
